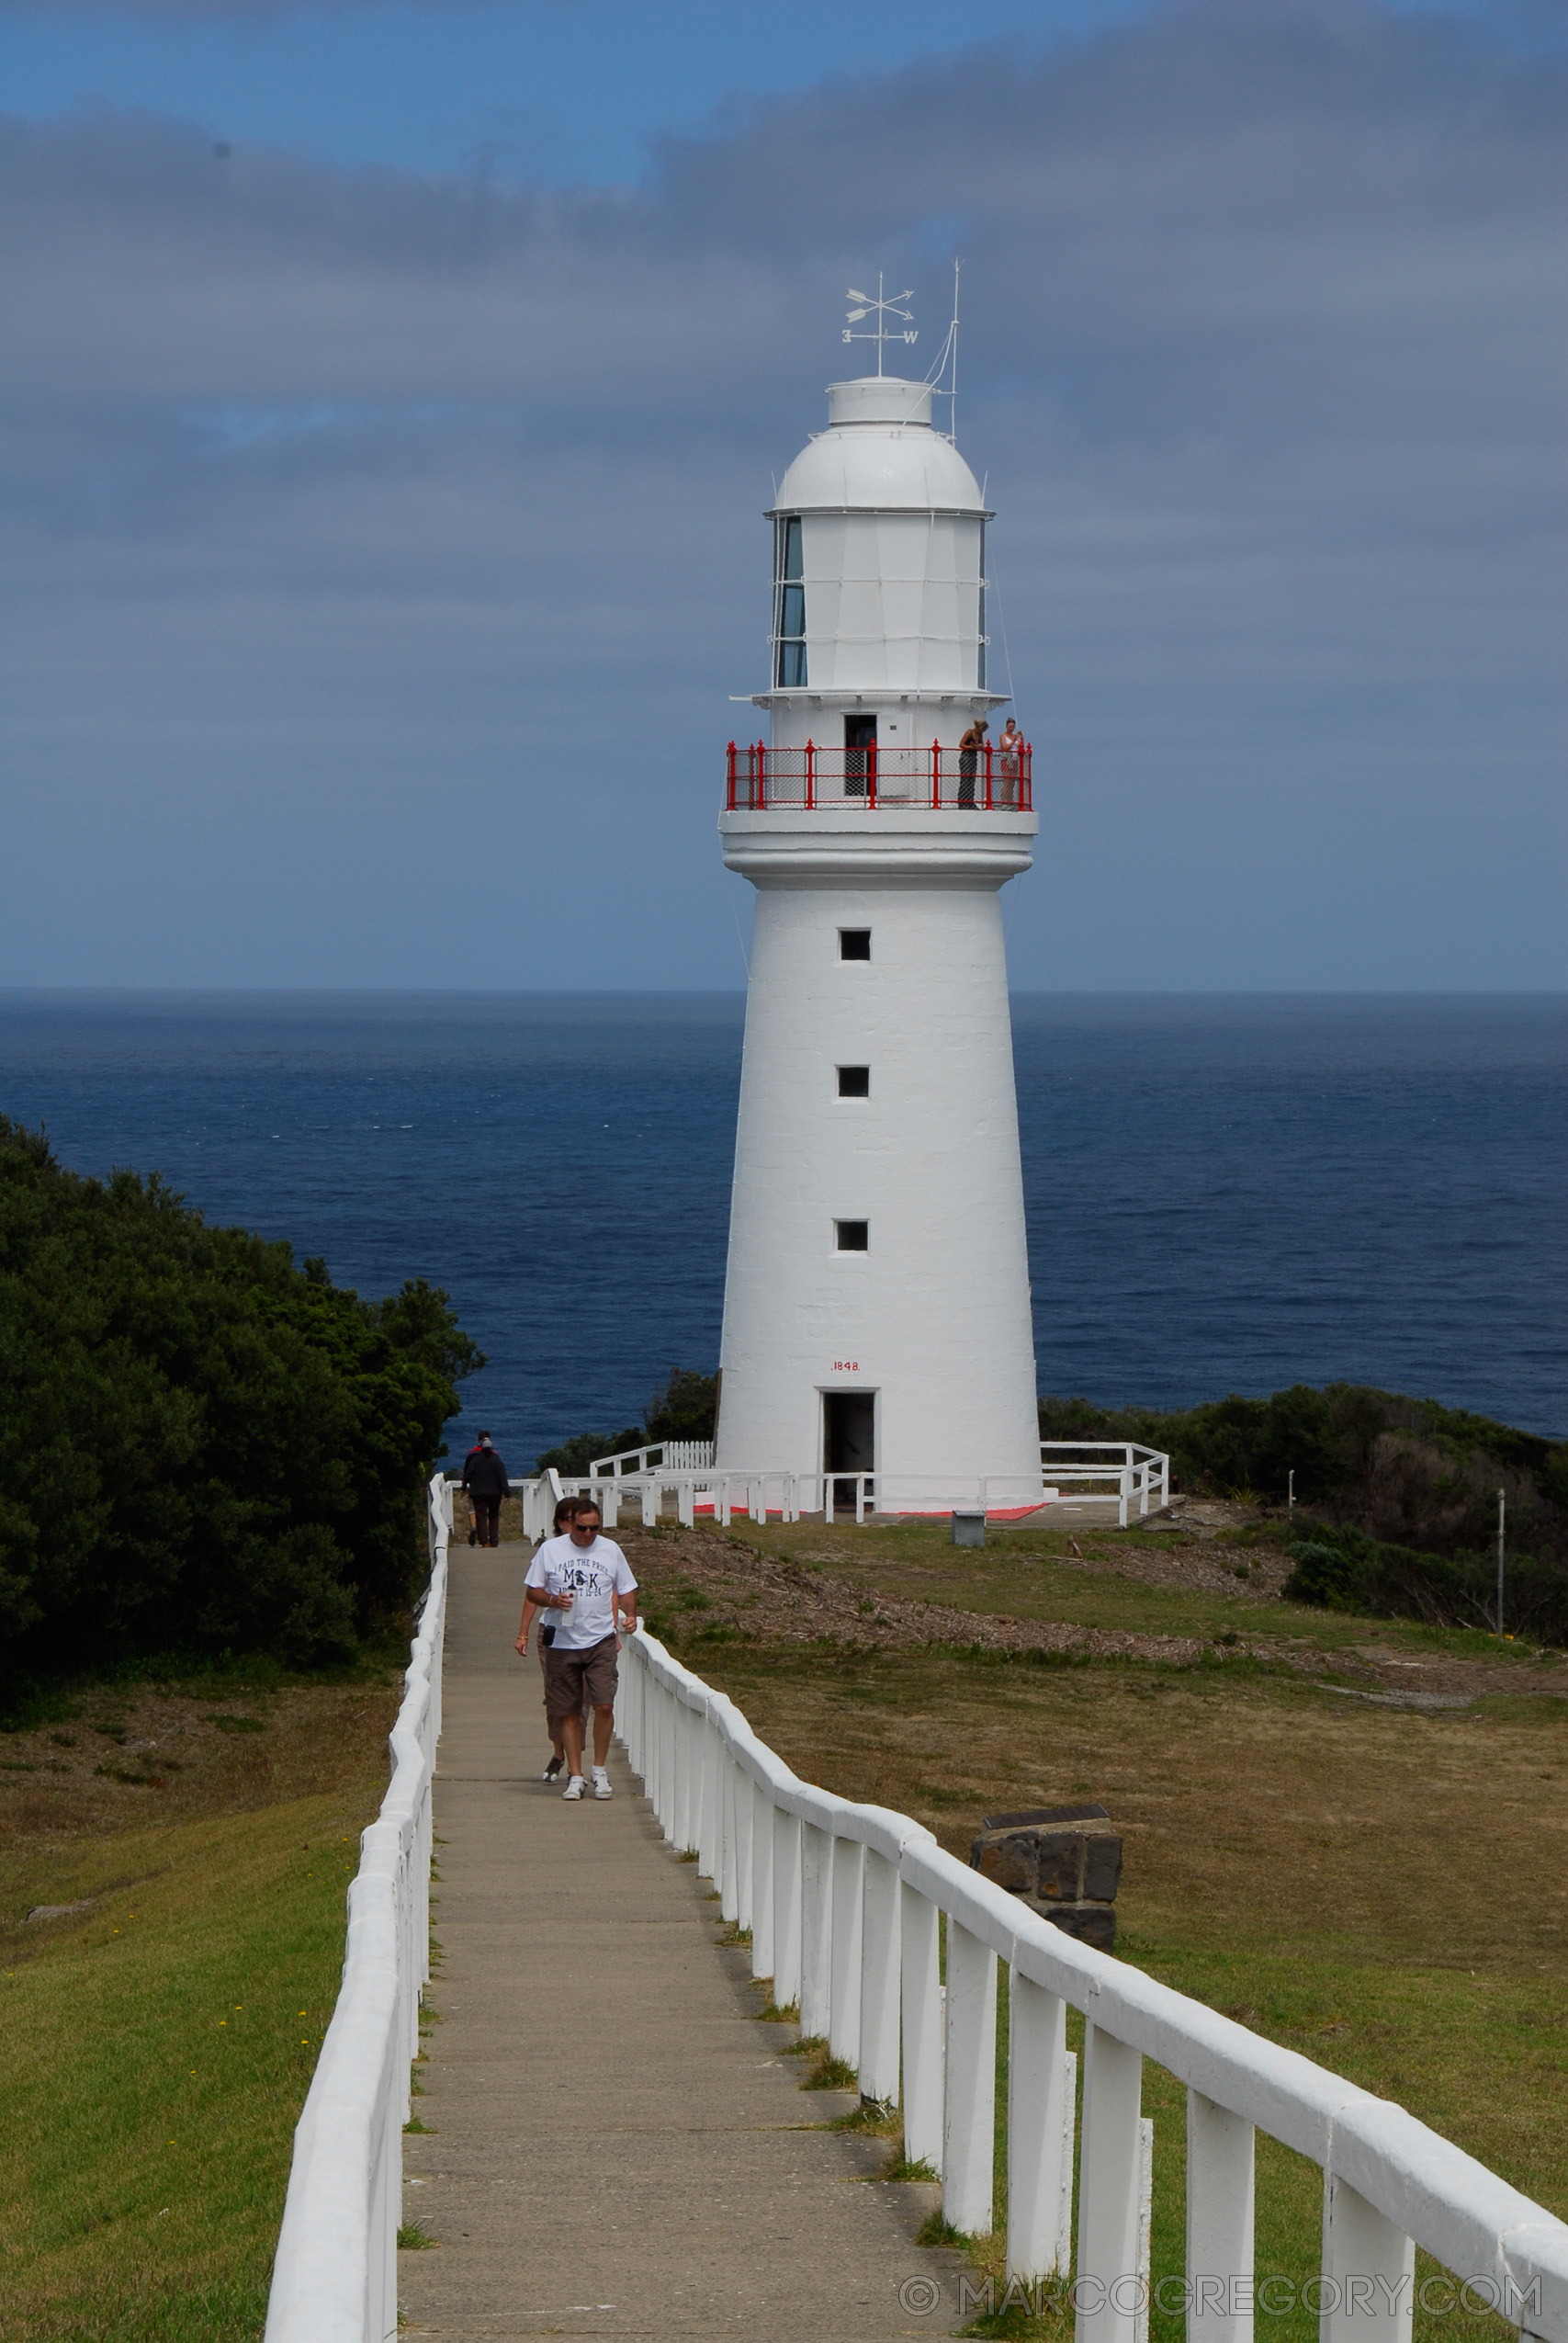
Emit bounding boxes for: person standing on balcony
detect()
[997,717,1024,808]
[461,1431,510,1548]
[522,1497,638,1801]
[957,716,987,807]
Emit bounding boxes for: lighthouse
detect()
[714,302,1043,1511]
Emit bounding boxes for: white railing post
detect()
[659,1680,678,1842]
[1188,2091,1255,2343]
[829,1834,863,2071]
[678,1480,694,1528]
[858,1848,901,2106]
[718,1748,739,1923]
[750,1779,775,1984]
[734,1758,754,1935]
[800,1822,833,2039]
[942,1919,997,2236]
[698,1710,720,1879]
[675,1701,698,1853]
[641,1479,660,1528]
[1077,2023,1145,2343]
[772,1806,803,2009]
[1007,1971,1071,2281]
[1320,2176,1415,2343]
[900,1885,943,2174]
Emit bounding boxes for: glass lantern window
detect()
[774,515,807,688]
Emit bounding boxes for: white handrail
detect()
[265,1474,450,2343]
[514,1446,1172,1534]
[589,1439,716,1477]
[615,1627,1568,2334]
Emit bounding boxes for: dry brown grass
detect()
[622,1519,1568,2223]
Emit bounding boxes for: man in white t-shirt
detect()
[520,1497,638,1802]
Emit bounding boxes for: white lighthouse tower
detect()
[714,293,1042,1511]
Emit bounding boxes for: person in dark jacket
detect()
[461,1432,510,1548]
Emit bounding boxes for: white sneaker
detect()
[561,1775,586,1801]
[592,1769,612,1800]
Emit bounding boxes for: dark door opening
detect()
[824,1390,875,1519]
[844,712,876,798]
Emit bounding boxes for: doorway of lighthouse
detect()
[843,713,876,798]
[824,1391,875,1520]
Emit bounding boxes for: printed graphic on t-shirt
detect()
[525,1534,637,1653]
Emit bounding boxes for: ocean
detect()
[0,991,1562,1461]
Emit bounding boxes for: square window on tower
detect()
[834,1220,870,1252]
[837,1066,870,1098]
[839,929,871,961]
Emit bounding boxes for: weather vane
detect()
[843,274,916,377]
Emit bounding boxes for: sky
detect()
[0,0,1563,991]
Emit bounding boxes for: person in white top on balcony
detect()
[997,717,1024,808]
[520,1497,638,1801]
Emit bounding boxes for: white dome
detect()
[773,377,987,516]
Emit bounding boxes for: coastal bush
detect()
[0,1116,479,1681]
[533,1366,719,1477]
[1041,1381,1567,1640]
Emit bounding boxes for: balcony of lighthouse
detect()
[725,736,1032,812]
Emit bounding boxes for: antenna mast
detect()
[843,274,917,378]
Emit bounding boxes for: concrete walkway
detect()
[399,1545,962,2341]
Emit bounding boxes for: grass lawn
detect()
[0,1673,399,2342]
[627,1515,1568,2338]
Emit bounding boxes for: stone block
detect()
[971,1832,1036,1893]
[1038,1899,1117,1953]
[1083,1835,1123,1902]
[1034,1830,1088,1901]
[969,1803,1122,1950]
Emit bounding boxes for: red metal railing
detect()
[725,740,1032,812]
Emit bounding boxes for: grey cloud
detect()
[0,0,1562,990]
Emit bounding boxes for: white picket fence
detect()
[617,1625,1568,2342]
[517,1440,1169,1534]
[264,1476,451,2343]
[589,1438,715,1475]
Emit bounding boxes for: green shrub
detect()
[0,1117,479,1681]
[1043,1381,1567,1643]
[533,1365,719,1477]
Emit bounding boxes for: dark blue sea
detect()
[1,992,1562,1459]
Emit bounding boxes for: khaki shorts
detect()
[543,1636,618,1730]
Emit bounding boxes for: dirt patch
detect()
[629,1523,1211,1667]
[618,1521,1565,1706]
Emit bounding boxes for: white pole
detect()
[899,1885,944,2173]
[829,1835,863,2070]
[799,1822,833,2039]
[1320,2175,1415,2343]
[1076,2024,1144,2343]
[772,1809,803,2010]
[858,1849,901,2106]
[1497,1490,1506,1634]
[750,1782,775,1984]
[1006,1970,1070,2282]
[1288,1469,1294,1521]
[942,1920,997,2236]
[1187,2089,1255,2343]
